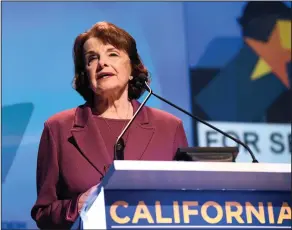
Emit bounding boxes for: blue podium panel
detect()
[105,190,291,229]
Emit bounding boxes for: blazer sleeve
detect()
[31,122,82,229]
[172,119,189,157]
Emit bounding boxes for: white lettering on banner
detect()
[197,122,291,163]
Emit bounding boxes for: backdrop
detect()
[2,1,291,229]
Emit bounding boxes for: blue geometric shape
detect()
[196,37,243,68]
[2,103,34,183]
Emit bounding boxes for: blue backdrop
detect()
[2,1,291,229]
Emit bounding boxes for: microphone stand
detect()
[149,91,259,163]
[114,83,152,160]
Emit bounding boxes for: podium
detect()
[72,161,291,229]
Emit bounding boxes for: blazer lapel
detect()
[124,100,156,160]
[70,104,111,177]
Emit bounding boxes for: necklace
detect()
[103,102,131,142]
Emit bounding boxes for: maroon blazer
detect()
[31,100,188,229]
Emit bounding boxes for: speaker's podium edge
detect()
[72,160,291,229]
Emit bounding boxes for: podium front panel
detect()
[104,190,291,229]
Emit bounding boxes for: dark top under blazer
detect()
[31,100,188,229]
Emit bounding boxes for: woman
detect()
[31,21,188,229]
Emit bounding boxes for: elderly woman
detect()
[31,21,188,229]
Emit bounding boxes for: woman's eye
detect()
[88,55,97,62]
[109,53,119,57]
[87,56,98,65]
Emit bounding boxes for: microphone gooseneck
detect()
[113,78,152,160]
[136,73,259,163]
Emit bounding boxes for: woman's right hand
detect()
[77,184,98,213]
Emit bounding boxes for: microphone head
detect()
[134,73,148,90]
[115,138,125,160]
[129,73,151,99]
[137,73,148,82]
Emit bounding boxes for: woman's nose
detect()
[98,56,109,68]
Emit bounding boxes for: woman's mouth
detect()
[97,72,115,80]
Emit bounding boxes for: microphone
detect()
[113,77,152,160]
[135,73,259,163]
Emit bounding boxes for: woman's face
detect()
[83,37,132,97]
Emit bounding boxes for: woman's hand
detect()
[77,185,98,213]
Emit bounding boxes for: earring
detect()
[129,76,133,81]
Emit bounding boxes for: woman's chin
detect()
[94,84,121,96]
